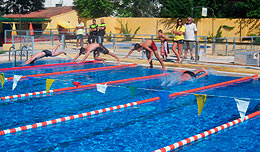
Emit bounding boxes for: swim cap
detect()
[134,43,141,50]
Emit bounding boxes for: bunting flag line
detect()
[12,75,22,90]
[195,94,207,117]
[127,86,136,97]
[158,91,170,111]
[234,98,250,121]
[0,73,5,88]
[46,79,55,93]
[96,83,108,94]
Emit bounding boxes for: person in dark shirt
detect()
[88,19,98,44]
[97,19,106,45]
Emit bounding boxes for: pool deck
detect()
[0,47,259,77]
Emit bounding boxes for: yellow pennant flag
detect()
[0,73,5,88]
[195,94,207,117]
[46,79,55,93]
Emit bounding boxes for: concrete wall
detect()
[84,17,260,38]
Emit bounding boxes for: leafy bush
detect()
[118,20,140,41]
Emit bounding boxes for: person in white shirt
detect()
[184,17,197,60]
[75,18,85,48]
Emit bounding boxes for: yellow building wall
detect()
[44,10,79,33]
[84,17,260,38]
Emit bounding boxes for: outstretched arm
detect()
[77,50,91,63]
[123,49,134,59]
[71,54,81,62]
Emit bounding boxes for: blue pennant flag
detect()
[158,91,170,111]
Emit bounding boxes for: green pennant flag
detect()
[127,86,136,97]
[0,73,5,88]
[194,94,207,117]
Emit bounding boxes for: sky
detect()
[44,0,74,7]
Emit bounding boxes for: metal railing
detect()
[5,29,260,65]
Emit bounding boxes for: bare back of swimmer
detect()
[177,67,208,84]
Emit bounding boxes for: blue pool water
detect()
[0,60,259,151]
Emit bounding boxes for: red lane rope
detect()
[0,60,100,72]
[6,63,136,81]
[154,110,260,152]
[1,73,169,101]
[0,74,256,136]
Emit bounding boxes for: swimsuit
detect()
[93,45,109,58]
[182,71,196,78]
[150,41,157,52]
[42,50,52,57]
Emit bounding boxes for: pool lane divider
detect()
[153,110,260,152]
[0,72,169,101]
[5,63,137,81]
[0,74,257,136]
[0,60,100,72]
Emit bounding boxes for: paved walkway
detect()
[0,47,259,76]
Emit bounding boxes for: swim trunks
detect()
[182,71,196,78]
[150,41,157,52]
[93,45,109,58]
[42,50,52,57]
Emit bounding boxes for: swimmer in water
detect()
[177,67,208,84]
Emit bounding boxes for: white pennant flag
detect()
[96,83,108,94]
[12,75,22,90]
[234,98,250,121]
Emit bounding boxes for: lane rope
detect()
[153,110,260,152]
[0,60,100,72]
[4,63,136,81]
[0,73,169,102]
[0,74,256,136]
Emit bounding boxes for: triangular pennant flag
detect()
[0,73,5,88]
[73,81,81,87]
[27,76,35,88]
[12,75,22,90]
[127,86,136,97]
[158,91,170,111]
[234,98,250,121]
[96,83,108,94]
[195,94,207,117]
[46,79,55,93]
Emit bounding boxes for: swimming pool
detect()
[0,60,259,151]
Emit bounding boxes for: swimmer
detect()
[71,43,120,64]
[124,40,165,70]
[25,42,66,65]
[177,67,208,84]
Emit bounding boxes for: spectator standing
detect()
[172,18,185,63]
[184,17,197,60]
[88,19,98,44]
[75,18,85,48]
[97,19,107,45]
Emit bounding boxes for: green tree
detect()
[2,0,45,14]
[73,0,114,18]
